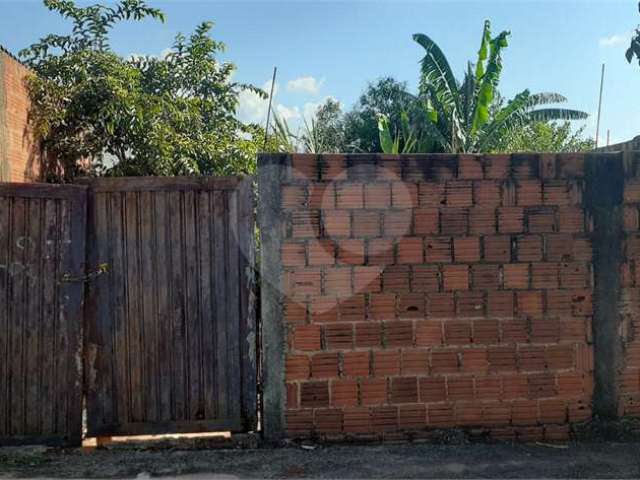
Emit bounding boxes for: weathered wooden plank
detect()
[0,197,11,437]
[139,191,158,423]
[168,190,186,421]
[40,199,58,436]
[0,183,86,200]
[124,192,143,423]
[109,192,130,428]
[86,176,243,193]
[59,193,86,445]
[85,192,113,432]
[183,190,202,420]
[154,192,172,422]
[226,190,242,419]
[198,191,216,420]
[9,197,26,436]
[61,195,87,446]
[213,190,228,420]
[88,418,245,437]
[25,198,42,435]
[54,198,71,437]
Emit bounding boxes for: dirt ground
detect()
[1,441,640,479]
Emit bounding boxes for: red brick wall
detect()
[620,176,640,416]
[279,153,594,442]
[0,49,41,182]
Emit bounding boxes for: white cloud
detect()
[236,79,278,124]
[286,76,325,95]
[599,33,630,47]
[237,78,306,126]
[236,77,339,137]
[262,79,279,97]
[276,104,301,121]
[302,96,340,122]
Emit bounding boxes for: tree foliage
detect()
[304,98,346,153]
[379,21,588,154]
[21,0,266,181]
[489,121,594,153]
[271,98,346,154]
[627,2,640,67]
[342,77,424,152]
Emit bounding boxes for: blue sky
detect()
[1,0,639,144]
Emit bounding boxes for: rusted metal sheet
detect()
[0,183,87,447]
[83,176,257,436]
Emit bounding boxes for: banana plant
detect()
[380,20,589,153]
[378,111,425,154]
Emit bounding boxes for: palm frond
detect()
[413,33,460,110]
[475,89,530,152]
[474,20,492,81]
[424,83,456,149]
[527,108,588,122]
[420,109,451,151]
[470,29,510,136]
[527,92,568,107]
[459,63,476,133]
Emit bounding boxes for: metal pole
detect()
[607,129,610,147]
[595,63,605,148]
[263,67,277,151]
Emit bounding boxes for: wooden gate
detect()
[83,177,256,436]
[0,183,87,446]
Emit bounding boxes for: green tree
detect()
[627,3,640,67]
[490,121,594,153]
[379,20,588,154]
[21,0,265,181]
[270,98,346,153]
[312,98,346,152]
[342,77,424,152]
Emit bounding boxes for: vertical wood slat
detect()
[155,192,172,422]
[213,190,229,421]
[184,190,201,420]
[110,192,129,427]
[84,192,110,428]
[226,190,241,419]
[124,192,143,423]
[59,194,86,446]
[0,196,10,438]
[10,197,26,437]
[84,177,256,436]
[41,199,58,436]
[0,184,86,447]
[168,190,186,421]
[25,198,42,435]
[139,191,158,424]
[198,191,215,420]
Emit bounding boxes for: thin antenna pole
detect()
[595,63,605,148]
[263,67,277,150]
[607,129,610,147]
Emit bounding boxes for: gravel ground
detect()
[1,441,640,479]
